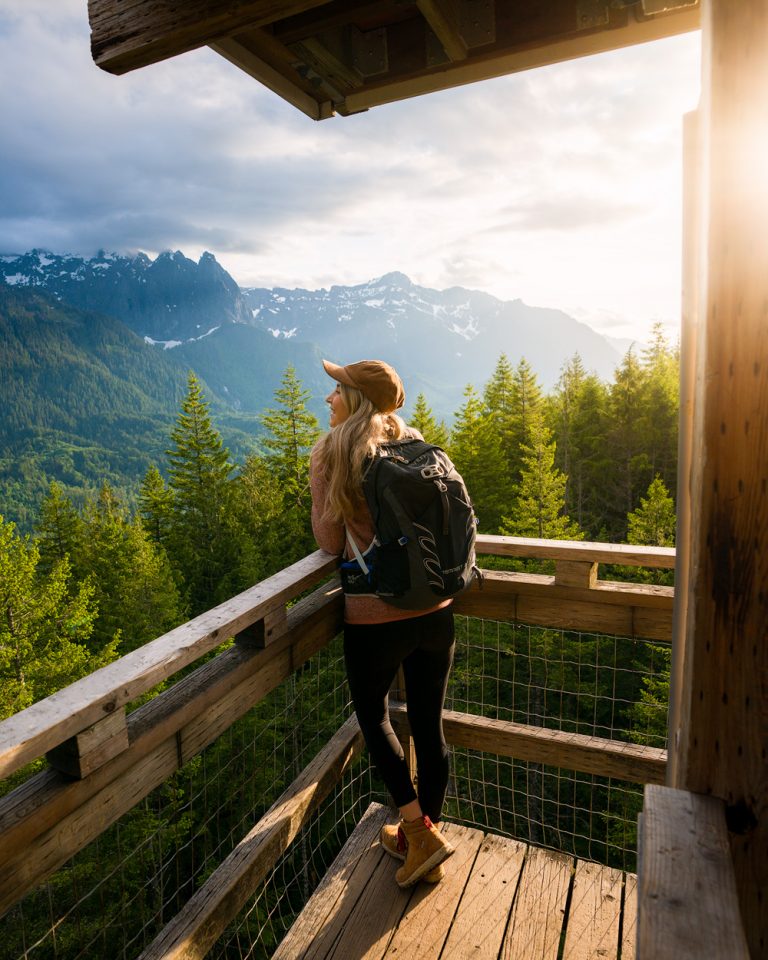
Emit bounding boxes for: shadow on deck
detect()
[274,803,636,960]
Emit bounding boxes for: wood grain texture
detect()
[637,786,749,959]
[670,2,768,952]
[138,715,364,960]
[439,833,526,960]
[501,846,573,960]
[88,0,331,73]
[0,549,338,778]
[389,704,667,785]
[476,536,676,569]
[45,707,129,778]
[271,802,392,960]
[621,873,637,960]
[381,822,485,960]
[561,859,623,960]
[0,583,343,913]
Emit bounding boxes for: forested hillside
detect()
[1,327,677,727]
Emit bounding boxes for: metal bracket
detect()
[576,0,610,29]
[349,25,388,77]
[457,0,495,47]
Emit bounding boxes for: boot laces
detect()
[396,827,407,853]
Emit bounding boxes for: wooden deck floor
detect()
[273,803,636,960]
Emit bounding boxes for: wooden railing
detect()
[0,536,675,937]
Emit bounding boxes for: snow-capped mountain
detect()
[1,250,624,415]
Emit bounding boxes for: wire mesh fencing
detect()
[1,612,669,958]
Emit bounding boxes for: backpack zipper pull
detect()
[435,479,449,535]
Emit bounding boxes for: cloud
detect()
[0,2,701,337]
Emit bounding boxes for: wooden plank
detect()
[138,715,364,960]
[381,822,485,960]
[637,786,749,960]
[341,8,700,114]
[0,549,338,779]
[320,830,412,960]
[621,874,637,960]
[475,536,675,569]
[439,833,526,959]
[670,2,768,952]
[272,802,392,960]
[88,0,332,74]
[416,0,468,61]
[454,571,673,642]
[554,560,598,589]
[210,34,333,121]
[561,859,623,960]
[46,707,129,778]
[0,584,343,911]
[501,846,573,960]
[667,109,700,787]
[389,705,667,785]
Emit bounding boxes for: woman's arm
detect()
[310,448,345,555]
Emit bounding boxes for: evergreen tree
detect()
[260,365,320,509]
[35,481,83,577]
[139,465,174,547]
[408,393,449,448]
[166,373,237,612]
[232,454,293,587]
[0,514,117,720]
[605,348,651,539]
[627,475,676,548]
[507,358,544,486]
[79,484,183,653]
[639,323,679,496]
[449,385,507,533]
[500,412,582,541]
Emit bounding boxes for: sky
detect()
[0,1,701,341]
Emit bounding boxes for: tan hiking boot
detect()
[394,816,454,888]
[379,822,445,883]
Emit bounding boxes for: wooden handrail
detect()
[476,535,676,569]
[0,549,339,780]
[0,579,345,917]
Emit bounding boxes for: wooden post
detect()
[392,668,418,792]
[668,109,701,784]
[46,708,129,779]
[554,559,598,589]
[670,1,768,953]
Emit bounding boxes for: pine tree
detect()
[35,481,83,578]
[627,476,676,548]
[138,465,174,547]
[79,484,183,653]
[507,358,544,485]
[0,514,117,720]
[408,393,449,447]
[639,323,679,496]
[260,365,320,509]
[449,385,507,533]
[166,372,237,611]
[500,412,582,541]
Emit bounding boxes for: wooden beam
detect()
[637,785,749,959]
[88,0,332,75]
[670,1,768,953]
[417,0,468,61]
[667,108,701,785]
[341,7,700,113]
[0,583,343,913]
[137,714,364,960]
[210,36,333,120]
[45,708,128,779]
[0,549,338,779]
[389,704,668,784]
[454,570,674,642]
[476,535,676,569]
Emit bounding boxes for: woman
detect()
[310,358,455,888]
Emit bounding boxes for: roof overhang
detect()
[88,0,700,120]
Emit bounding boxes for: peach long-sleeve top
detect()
[309,438,451,625]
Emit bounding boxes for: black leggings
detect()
[343,606,455,822]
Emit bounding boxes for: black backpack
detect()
[341,438,478,610]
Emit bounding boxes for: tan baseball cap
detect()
[323,359,405,414]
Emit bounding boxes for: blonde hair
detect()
[315,382,404,522]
